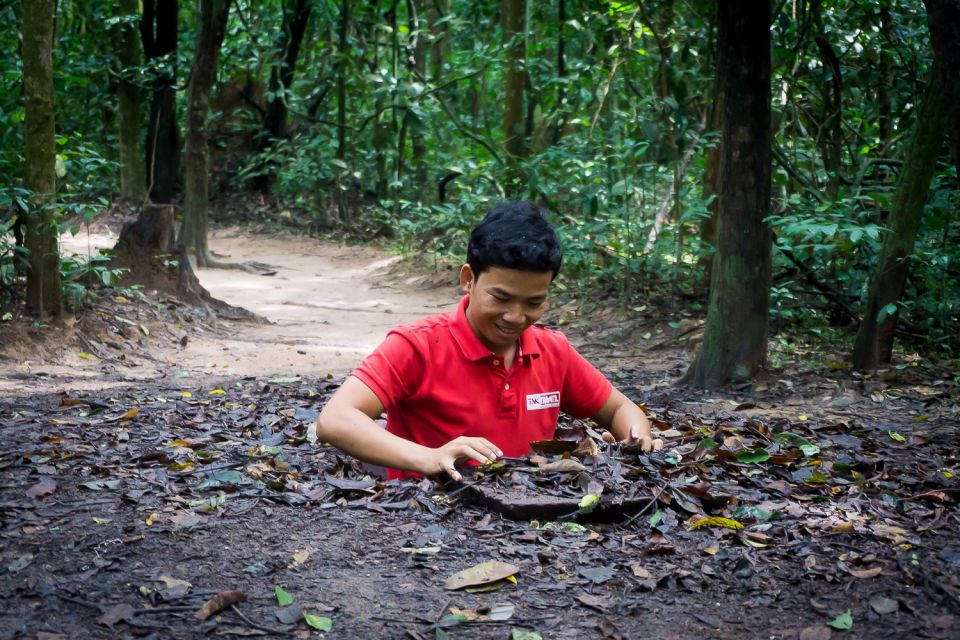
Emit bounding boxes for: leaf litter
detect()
[0,356,957,638]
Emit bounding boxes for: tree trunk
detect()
[684,0,771,389]
[407,0,427,190]
[698,91,722,288]
[141,0,180,204]
[923,0,960,175]
[254,0,311,192]
[22,0,61,319]
[116,0,146,201]
[335,0,350,223]
[814,26,843,200]
[851,67,947,369]
[428,0,450,82]
[551,0,566,145]
[502,0,526,178]
[179,0,231,268]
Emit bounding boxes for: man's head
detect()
[466,200,562,280]
[459,201,562,355]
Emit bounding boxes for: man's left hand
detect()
[601,424,663,452]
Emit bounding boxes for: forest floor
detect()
[1,220,959,639]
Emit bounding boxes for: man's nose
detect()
[502,304,524,324]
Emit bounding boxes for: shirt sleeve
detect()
[559,337,613,418]
[351,330,425,412]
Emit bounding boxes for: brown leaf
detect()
[577,593,609,612]
[931,615,954,630]
[97,603,135,627]
[194,590,248,620]
[26,477,57,499]
[538,459,588,473]
[444,560,520,590]
[869,595,899,615]
[798,626,832,640]
[848,566,883,579]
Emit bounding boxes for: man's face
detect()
[460,264,553,355]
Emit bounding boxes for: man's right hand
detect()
[419,436,503,482]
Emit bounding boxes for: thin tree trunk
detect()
[141,0,180,204]
[335,0,349,223]
[429,0,450,82]
[116,0,146,201]
[551,0,566,145]
[253,0,311,192]
[22,0,60,318]
[372,1,388,199]
[407,0,427,190]
[180,0,231,268]
[851,67,948,369]
[502,0,526,177]
[877,0,893,148]
[684,0,772,389]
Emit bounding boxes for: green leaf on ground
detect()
[735,448,770,463]
[304,612,332,631]
[275,585,294,607]
[828,610,853,630]
[888,431,906,443]
[511,630,542,640]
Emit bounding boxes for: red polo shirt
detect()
[352,295,613,480]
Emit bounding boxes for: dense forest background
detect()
[1,0,958,387]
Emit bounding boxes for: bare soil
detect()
[1,226,958,640]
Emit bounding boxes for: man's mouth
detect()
[496,324,522,336]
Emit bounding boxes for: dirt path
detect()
[1,227,457,394]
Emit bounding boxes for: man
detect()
[316,201,663,481]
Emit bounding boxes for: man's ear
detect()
[459,264,474,292]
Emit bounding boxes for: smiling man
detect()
[316,201,662,481]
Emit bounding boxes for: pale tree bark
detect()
[851,67,947,369]
[684,0,772,388]
[22,0,61,318]
[179,0,232,268]
[115,0,146,201]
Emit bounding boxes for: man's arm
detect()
[591,388,663,452]
[316,376,502,481]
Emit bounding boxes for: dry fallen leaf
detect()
[445,560,520,591]
[26,477,57,499]
[538,459,588,473]
[848,566,883,579]
[194,590,248,620]
[97,603,135,627]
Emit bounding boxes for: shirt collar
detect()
[449,295,541,361]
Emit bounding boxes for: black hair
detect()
[466,200,563,279]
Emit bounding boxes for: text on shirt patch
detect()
[526,391,560,410]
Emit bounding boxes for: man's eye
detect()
[492,295,508,303]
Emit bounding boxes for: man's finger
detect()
[601,431,616,444]
[446,465,462,482]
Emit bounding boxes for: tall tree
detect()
[685,0,772,388]
[923,0,960,175]
[254,0,312,192]
[851,67,947,369]
[502,0,526,178]
[115,0,146,201]
[141,0,179,203]
[179,0,232,267]
[22,0,60,318]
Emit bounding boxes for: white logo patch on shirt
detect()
[526,391,560,410]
